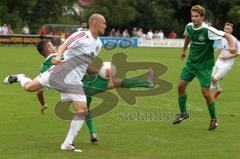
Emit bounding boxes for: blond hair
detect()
[191,5,205,17]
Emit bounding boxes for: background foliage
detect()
[1,0,240,37]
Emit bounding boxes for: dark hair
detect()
[36,39,49,56]
[225,22,233,27]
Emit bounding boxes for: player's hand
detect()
[229,46,237,54]
[52,56,62,65]
[181,52,186,60]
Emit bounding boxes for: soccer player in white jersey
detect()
[211,22,240,99]
[4,14,106,152]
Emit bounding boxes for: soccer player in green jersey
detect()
[35,39,155,142]
[172,5,237,130]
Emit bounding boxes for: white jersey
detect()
[215,35,240,68]
[63,30,102,85]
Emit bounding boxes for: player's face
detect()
[97,17,106,34]
[224,25,233,34]
[46,42,56,53]
[191,11,204,27]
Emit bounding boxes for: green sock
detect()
[86,110,96,134]
[208,102,217,119]
[178,95,187,114]
[121,78,150,88]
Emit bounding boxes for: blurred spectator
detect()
[137,28,144,38]
[0,25,2,35]
[39,26,47,36]
[22,24,30,34]
[77,22,88,31]
[2,24,9,35]
[132,27,138,37]
[122,29,130,37]
[108,28,116,37]
[7,24,14,34]
[115,29,121,37]
[146,29,153,40]
[158,30,164,39]
[153,30,159,39]
[168,31,177,39]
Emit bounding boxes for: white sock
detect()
[17,74,32,88]
[62,115,85,146]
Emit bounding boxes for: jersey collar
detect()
[192,22,207,30]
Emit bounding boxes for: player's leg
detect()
[61,97,88,152]
[210,65,218,91]
[197,69,218,130]
[85,96,98,143]
[173,67,194,124]
[4,74,43,92]
[108,68,155,89]
[212,67,231,99]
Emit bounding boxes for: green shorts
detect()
[83,75,109,106]
[180,66,212,88]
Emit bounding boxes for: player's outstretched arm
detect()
[220,53,239,61]
[36,90,47,114]
[52,43,66,64]
[224,33,236,54]
[181,36,190,60]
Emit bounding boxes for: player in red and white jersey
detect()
[4,14,106,152]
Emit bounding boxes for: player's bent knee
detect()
[178,84,185,94]
[24,84,36,92]
[75,108,88,117]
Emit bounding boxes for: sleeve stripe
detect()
[208,28,224,37]
[66,32,86,47]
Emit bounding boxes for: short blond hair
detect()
[191,5,205,17]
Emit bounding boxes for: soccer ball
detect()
[98,62,116,80]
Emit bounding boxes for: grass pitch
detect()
[0,45,240,159]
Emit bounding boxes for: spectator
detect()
[168,31,177,39]
[22,24,30,35]
[153,30,159,39]
[115,29,121,37]
[146,29,153,40]
[7,24,14,34]
[132,27,138,37]
[0,24,2,35]
[108,28,116,37]
[77,22,88,31]
[122,29,130,37]
[158,30,164,39]
[137,28,144,38]
[39,26,46,36]
[2,24,9,35]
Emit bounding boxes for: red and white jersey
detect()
[216,35,240,68]
[63,30,102,85]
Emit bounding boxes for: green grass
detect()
[0,45,240,159]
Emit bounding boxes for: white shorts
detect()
[37,70,86,102]
[60,92,86,102]
[212,65,231,80]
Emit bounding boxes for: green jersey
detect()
[184,22,224,69]
[39,54,108,100]
[39,54,58,73]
